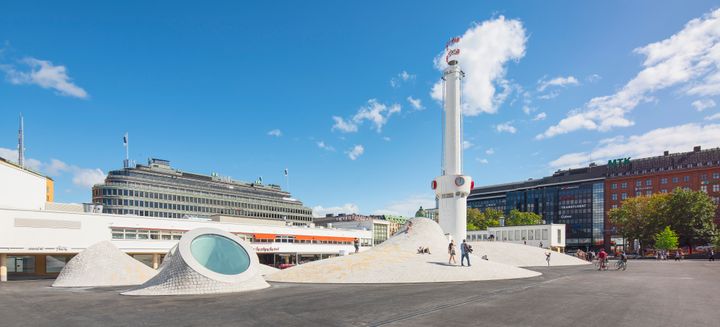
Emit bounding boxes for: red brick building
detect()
[604,146,720,248]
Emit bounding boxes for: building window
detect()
[684,176,690,182]
[635,181,642,187]
[611,183,617,190]
[646,179,652,186]
[714,184,720,192]
[646,190,652,195]
[714,172,720,179]
[635,191,641,197]
[621,193,628,200]
[701,185,708,193]
[611,204,618,209]
[701,174,708,181]
[611,194,618,201]
[672,177,679,183]
[661,178,668,184]
[621,182,627,189]
[661,189,668,193]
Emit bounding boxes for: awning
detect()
[253,233,277,239]
[295,235,315,241]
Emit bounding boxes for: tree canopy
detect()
[505,209,543,226]
[467,208,502,231]
[654,226,679,250]
[609,188,717,248]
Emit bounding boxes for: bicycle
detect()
[615,260,627,271]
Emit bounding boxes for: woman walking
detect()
[448,240,457,265]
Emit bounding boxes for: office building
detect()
[92,158,314,225]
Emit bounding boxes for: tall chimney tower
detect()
[18,114,25,168]
[432,38,473,249]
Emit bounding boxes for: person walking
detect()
[708,248,715,262]
[461,240,471,267]
[674,249,682,261]
[448,240,457,265]
[353,238,360,253]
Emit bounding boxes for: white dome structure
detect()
[469,241,591,267]
[123,228,269,296]
[266,218,541,284]
[52,241,157,288]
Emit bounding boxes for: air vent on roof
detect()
[694,146,701,152]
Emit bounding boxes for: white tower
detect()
[18,114,25,168]
[432,38,473,248]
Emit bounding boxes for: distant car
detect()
[278,263,296,270]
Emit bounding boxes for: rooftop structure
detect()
[92,158,313,225]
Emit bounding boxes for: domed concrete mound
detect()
[123,228,269,296]
[469,241,591,267]
[260,264,280,276]
[266,218,540,284]
[52,241,157,287]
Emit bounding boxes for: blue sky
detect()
[1,1,720,217]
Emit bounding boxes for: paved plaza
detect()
[1,260,718,326]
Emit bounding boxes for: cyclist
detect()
[617,251,628,271]
[598,248,608,271]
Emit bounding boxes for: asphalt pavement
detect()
[0,260,718,326]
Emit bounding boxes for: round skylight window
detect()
[190,234,250,275]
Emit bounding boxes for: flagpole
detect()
[285,168,290,194]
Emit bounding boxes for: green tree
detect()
[467,208,483,231]
[466,208,501,230]
[664,188,717,248]
[609,193,668,249]
[654,226,679,250]
[505,209,543,226]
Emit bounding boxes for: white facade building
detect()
[0,158,48,211]
[0,207,371,281]
[467,224,566,251]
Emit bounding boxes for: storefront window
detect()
[45,255,70,273]
[8,256,35,273]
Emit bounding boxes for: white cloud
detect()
[495,122,517,133]
[485,148,495,155]
[333,99,401,133]
[476,158,489,164]
[537,76,579,92]
[312,203,360,218]
[45,158,69,176]
[331,116,358,133]
[316,141,335,151]
[462,140,473,150]
[704,112,720,120]
[0,150,105,189]
[430,16,527,116]
[0,147,17,163]
[538,9,720,139]
[390,71,416,88]
[71,168,106,188]
[549,123,720,169]
[267,129,282,137]
[406,96,424,110]
[537,91,560,100]
[533,112,547,121]
[1,57,88,98]
[382,136,391,142]
[352,99,401,132]
[586,74,602,83]
[373,194,435,217]
[347,144,364,160]
[692,99,716,111]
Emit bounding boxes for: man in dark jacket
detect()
[461,240,472,267]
